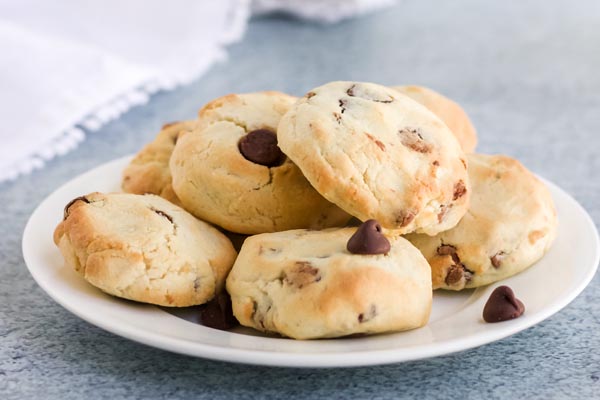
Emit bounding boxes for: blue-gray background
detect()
[2,1,599,398]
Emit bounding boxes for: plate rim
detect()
[22,156,600,368]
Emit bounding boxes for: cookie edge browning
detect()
[170,91,351,234]
[54,192,237,307]
[121,121,197,205]
[277,81,470,235]
[407,153,558,290]
[226,228,432,339]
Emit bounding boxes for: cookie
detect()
[170,91,351,234]
[53,192,237,306]
[405,154,557,290]
[226,222,432,339]
[393,85,477,153]
[122,121,196,205]
[277,81,470,235]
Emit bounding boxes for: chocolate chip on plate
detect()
[238,129,285,167]
[347,219,391,255]
[483,286,525,323]
[199,292,238,330]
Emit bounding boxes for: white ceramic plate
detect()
[23,156,599,368]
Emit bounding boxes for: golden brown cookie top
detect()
[226,225,432,339]
[278,81,470,235]
[406,153,557,290]
[54,192,237,306]
[170,91,350,234]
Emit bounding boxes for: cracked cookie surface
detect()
[53,192,237,306]
[405,154,557,290]
[226,227,432,339]
[393,85,477,153]
[170,91,351,234]
[122,121,196,205]
[277,81,470,235]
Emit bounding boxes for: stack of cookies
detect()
[53,81,557,339]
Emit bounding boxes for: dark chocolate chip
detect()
[346,84,393,103]
[199,292,239,330]
[346,84,357,97]
[358,304,377,323]
[395,210,416,227]
[442,244,473,287]
[339,99,347,113]
[284,261,321,289]
[437,244,457,256]
[453,180,467,200]
[238,129,285,167]
[398,128,432,153]
[152,208,174,224]
[437,204,450,223]
[445,264,465,285]
[347,219,391,255]
[491,252,506,268]
[483,286,525,323]
[63,196,90,220]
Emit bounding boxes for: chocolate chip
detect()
[398,128,432,153]
[339,99,347,113]
[346,84,393,103]
[438,245,473,286]
[152,208,174,224]
[63,196,90,220]
[199,292,239,330]
[437,244,457,256]
[358,304,377,323]
[305,91,316,99]
[445,264,465,285]
[483,286,525,323]
[347,219,391,255]
[333,112,342,123]
[395,210,416,227]
[284,261,321,289]
[437,204,450,223]
[453,180,467,200]
[238,129,285,167]
[491,252,506,268]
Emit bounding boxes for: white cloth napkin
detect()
[0,0,395,183]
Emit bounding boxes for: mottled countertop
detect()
[2,1,599,398]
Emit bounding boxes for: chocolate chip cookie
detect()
[53,192,237,306]
[277,81,470,235]
[405,154,557,290]
[122,121,196,205]
[226,221,432,339]
[393,85,477,153]
[170,91,351,234]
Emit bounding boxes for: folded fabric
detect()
[0,0,395,183]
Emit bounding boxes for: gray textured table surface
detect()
[2,1,599,399]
